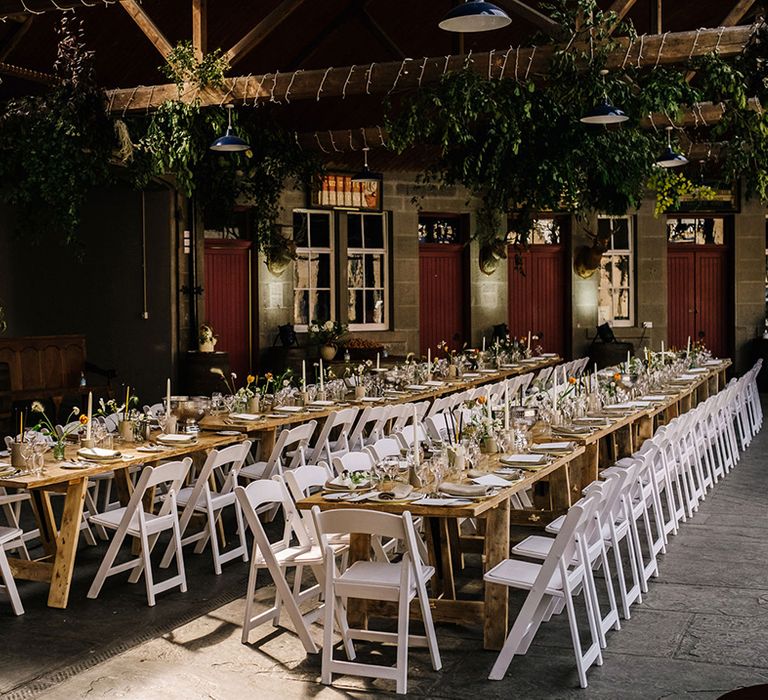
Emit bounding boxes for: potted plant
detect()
[308,320,347,361]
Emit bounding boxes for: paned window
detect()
[597,216,634,327]
[293,210,334,329]
[347,213,388,329]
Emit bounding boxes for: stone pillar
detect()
[635,199,668,352]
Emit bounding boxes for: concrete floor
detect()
[4,421,768,699]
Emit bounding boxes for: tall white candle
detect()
[687,336,691,357]
[626,350,631,373]
[319,358,324,391]
[504,383,510,431]
[86,391,92,440]
[661,340,665,358]
[376,352,380,370]
[427,348,431,366]
[527,331,531,351]
[166,378,171,416]
[302,360,306,389]
[593,363,598,393]
[412,405,420,466]
[482,336,486,352]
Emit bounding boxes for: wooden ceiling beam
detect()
[0,59,57,84]
[105,25,759,114]
[192,0,207,61]
[225,0,309,68]
[497,1,560,34]
[0,15,32,63]
[119,0,172,59]
[361,5,406,59]
[295,101,759,153]
[607,0,638,34]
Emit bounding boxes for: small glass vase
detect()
[52,442,66,461]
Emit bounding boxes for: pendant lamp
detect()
[581,70,629,125]
[655,126,688,168]
[210,104,250,152]
[439,1,511,33]
[351,147,381,184]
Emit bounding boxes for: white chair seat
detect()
[91,507,173,536]
[484,558,564,595]
[255,542,347,567]
[176,486,236,511]
[240,462,269,480]
[336,560,435,599]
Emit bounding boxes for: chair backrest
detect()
[235,478,311,551]
[534,366,553,385]
[365,436,402,462]
[332,450,374,476]
[395,422,428,449]
[283,463,333,503]
[208,439,253,494]
[307,407,359,463]
[348,406,390,449]
[267,420,318,475]
[103,412,121,432]
[118,458,192,534]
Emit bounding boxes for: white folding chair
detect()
[0,526,24,615]
[235,479,348,651]
[332,451,374,476]
[160,440,252,575]
[365,436,402,463]
[485,498,602,686]
[307,407,359,464]
[88,459,191,606]
[347,406,391,449]
[240,420,317,480]
[312,506,442,695]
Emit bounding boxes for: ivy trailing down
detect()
[0,17,114,246]
[385,0,768,271]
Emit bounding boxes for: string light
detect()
[284,69,302,103]
[341,65,355,99]
[418,57,428,87]
[654,31,669,69]
[621,36,634,69]
[636,33,645,68]
[316,66,332,101]
[365,62,375,94]
[487,49,495,79]
[688,28,703,60]
[524,46,536,80]
[314,133,329,154]
[500,46,513,79]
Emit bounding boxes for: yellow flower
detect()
[247,374,255,385]
[613,372,622,382]
[79,414,89,425]
[568,376,577,385]
[265,372,273,381]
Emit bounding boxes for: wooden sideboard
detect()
[0,335,114,415]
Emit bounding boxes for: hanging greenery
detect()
[385,0,768,270]
[0,16,115,246]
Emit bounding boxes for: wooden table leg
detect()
[636,415,653,449]
[28,489,58,557]
[438,519,456,599]
[347,532,371,629]
[47,478,88,608]
[573,442,598,493]
[483,498,510,650]
[256,428,277,462]
[615,424,634,459]
[547,460,573,512]
[113,466,133,506]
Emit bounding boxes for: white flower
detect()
[323,320,334,331]
[209,367,224,377]
[71,406,80,415]
[231,372,238,380]
[283,379,290,387]
[31,401,45,414]
[365,359,372,367]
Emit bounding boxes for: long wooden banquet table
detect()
[297,358,732,651]
[0,432,244,608]
[198,356,562,454]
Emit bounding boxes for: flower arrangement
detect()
[348,360,372,379]
[210,367,239,394]
[31,401,88,454]
[260,369,293,396]
[308,319,347,346]
[198,323,217,351]
[96,395,141,420]
[236,374,257,402]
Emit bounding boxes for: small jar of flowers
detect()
[308,319,347,361]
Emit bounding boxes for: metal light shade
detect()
[580,100,629,125]
[655,146,689,168]
[438,1,511,33]
[210,126,250,152]
[351,147,381,184]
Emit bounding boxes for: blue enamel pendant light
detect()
[656,126,689,168]
[438,1,512,33]
[209,104,250,152]
[580,70,629,125]
[351,147,381,184]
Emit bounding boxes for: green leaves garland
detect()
[386,0,768,269]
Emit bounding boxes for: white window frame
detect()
[293,209,335,332]
[346,212,389,331]
[597,215,635,328]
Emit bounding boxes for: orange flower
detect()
[568,376,577,385]
[613,372,622,382]
[79,414,89,425]
[264,372,273,381]
[246,374,255,385]
[476,396,487,405]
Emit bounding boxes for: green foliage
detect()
[162,41,230,92]
[647,169,717,217]
[0,17,114,246]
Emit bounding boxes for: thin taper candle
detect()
[504,382,510,431]
[376,352,380,370]
[412,404,420,466]
[166,378,171,417]
[319,359,324,391]
[86,391,93,440]
[302,360,306,389]
[124,386,130,421]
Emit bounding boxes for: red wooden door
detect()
[508,245,567,356]
[419,244,467,356]
[667,246,730,358]
[204,239,252,380]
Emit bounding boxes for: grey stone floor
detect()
[7,421,768,699]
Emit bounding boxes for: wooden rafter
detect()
[105,25,759,114]
[0,15,32,63]
[0,59,57,84]
[361,4,405,59]
[225,0,308,67]
[607,0,638,34]
[119,0,172,59]
[498,1,560,34]
[192,0,207,61]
